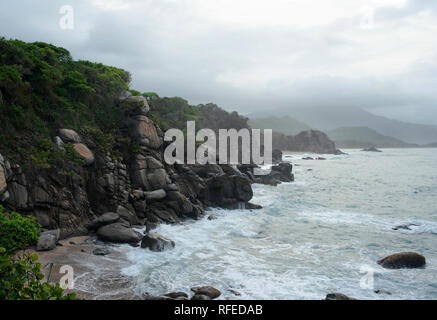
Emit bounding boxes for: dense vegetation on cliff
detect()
[0,38,251,168]
[0,37,130,166]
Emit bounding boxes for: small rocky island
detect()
[361,146,382,152]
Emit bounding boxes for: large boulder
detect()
[165,191,193,215]
[129,116,162,149]
[36,229,60,251]
[73,143,95,165]
[325,293,356,300]
[378,252,426,269]
[191,286,221,299]
[123,96,150,116]
[8,182,28,209]
[272,149,283,163]
[270,162,294,182]
[141,232,175,252]
[116,205,139,225]
[147,169,169,189]
[86,212,120,230]
[144,189,167,201]
[58,128,81,143]
[200,174,253,209]
[96,223,143,244]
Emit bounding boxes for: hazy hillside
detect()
[326,127,417,148]
[248,116,310,136]
[253,105,437,145]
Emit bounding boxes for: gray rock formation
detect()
[36,229,60,251]
[141,232,175,252]
[97,223,143,244]
[378,252,426,269]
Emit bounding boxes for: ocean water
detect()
[121,149,437,300]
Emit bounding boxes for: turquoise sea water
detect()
[122,149,437,299]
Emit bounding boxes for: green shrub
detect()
[0,248,77,300]
[0,205,77,300]
[0,205,40,254]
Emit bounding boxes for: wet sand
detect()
[27,236,140,300]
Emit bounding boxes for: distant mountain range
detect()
[248,116,310,136]
[326,127,418,148]
[250,106,437,145]
[250,115,436,148]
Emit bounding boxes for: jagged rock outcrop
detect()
[273,130,338,154]
[238,162,294,187]
[0,93,262,241]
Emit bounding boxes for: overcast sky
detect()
[1,0,436,124]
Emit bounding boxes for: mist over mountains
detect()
[250,105,437,145]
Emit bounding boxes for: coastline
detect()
[32,236,140,300]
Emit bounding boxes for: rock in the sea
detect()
[164,292,189,299]
[58,128,81,143]
[36,229,60,251]
[97,223,143,244]
[272,149,283,163]
[361,146,382,152]
[87,212,120,230]
[270,162,294,182]
[73,143,95,165]
[191,294,212,300]
[93,248,111,256]
[191,286,221,299]
[141,232,175,252]
[378,252,426,269]
[392,223,418,231]
[277,130,337,154]
[208,215,218,220]
[325,293,356,300]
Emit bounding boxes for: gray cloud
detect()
[1,0,436,125]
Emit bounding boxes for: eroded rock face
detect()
[0,95,262,242]
[129,116,162,149]
[200,174,253,209]
[378,252,426,269]
[86,212,120,230]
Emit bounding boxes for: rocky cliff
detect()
[273,130,339,154]
[0,91,268,240]
[0,38,294,244]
